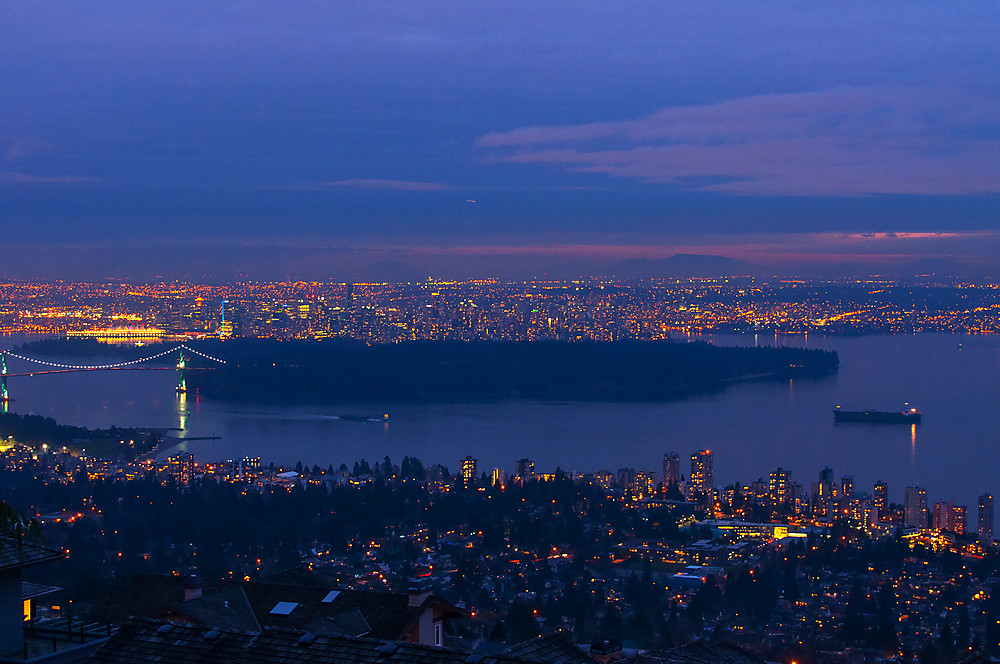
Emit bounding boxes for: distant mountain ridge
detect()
[613,253,752,278]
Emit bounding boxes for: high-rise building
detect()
[618,467,637,492]
[953,505,967,534]
[813,466,836,516]
[490,467,505,488]
[592,470,615,492]
[792,483,810,516]
[240,456,261,480]
[851,496,878,532]
[979,493,994,545]
[218,299,235,338]
[662,452,680,487]
[769,467,792,505]
[933,501,967,533]
[167,452,196,484]
[841,475,854,500]
[818,467,836,500]
[933,501,953,530]
[905,485,928,528]
[515,458,534,481]
[689,450,713,496]
[874,481,888,517]
[461,456,478,487]
[635,471,658,496]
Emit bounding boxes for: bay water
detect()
[3,333,997,517]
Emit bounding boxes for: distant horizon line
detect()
[1,273,998,286]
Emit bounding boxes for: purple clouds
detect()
[301,179,454,191]
[0,171,99,184]
[478,88,1000,196]
[3,2,1000,279]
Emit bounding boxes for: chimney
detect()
[407,576,432,608]
[183,576,202,602]
[590,640,623,663]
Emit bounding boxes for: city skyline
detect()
[4,7,1000,654]
[3,4,1000,280]
[4,277,1000,341]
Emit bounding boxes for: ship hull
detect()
[833,409,921,424]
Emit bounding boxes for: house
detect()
[91,574,464,648]
[0,537,106,664]
[88,618,546,664]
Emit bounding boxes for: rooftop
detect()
[88,618,548,664]
[0,539,65,573]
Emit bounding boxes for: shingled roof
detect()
[91,574,227,624]
[89,618,549,664]
[303,606,373,639]
[622,642,764,664]
[0,538,65,572]
[170,586,261,633]
[91,574,464,645]
[503,632,597,664]
[22,581,61,600]
[955,653,1000,664]
[237,581,463,640]
[259,568,334,588]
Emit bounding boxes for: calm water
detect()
[3,333,998,514]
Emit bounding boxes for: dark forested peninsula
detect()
[183,339,837,403]
[0,412,160,458]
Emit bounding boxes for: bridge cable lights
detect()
[178,345,227,364]
[0,344,226,371]
[0,344,226,403]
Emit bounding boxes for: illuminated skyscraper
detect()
[841,475,854,500]
[515,458,534,481]
[635,471,658,497]
[953,505,967,534]
[851,496,877,532]
[769,467,792,505]
[617,467,637,491]
[689,450,713,496]
[167,452,196,484]
[241,456,261,480]
[979,493,994,545]
[662,452,680,487]
[933,501,967,533]
[218,299,234,338]
[461,456,477,487]
[874,481,888,517]
[490,467,505,488]
[905,485,928,528]
[818,467,835,500]
[933,501,953,530]
[592,471,615,492]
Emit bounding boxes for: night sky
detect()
[3,3,999,281]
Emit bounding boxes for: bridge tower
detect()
[176,349,187,394]
[1,353,7,413]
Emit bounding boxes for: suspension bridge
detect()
[0,344,227,411]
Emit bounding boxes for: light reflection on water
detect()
[2,333,998,514]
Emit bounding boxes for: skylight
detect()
[270,601,299,615]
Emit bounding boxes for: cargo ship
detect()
[833,406,922,424]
